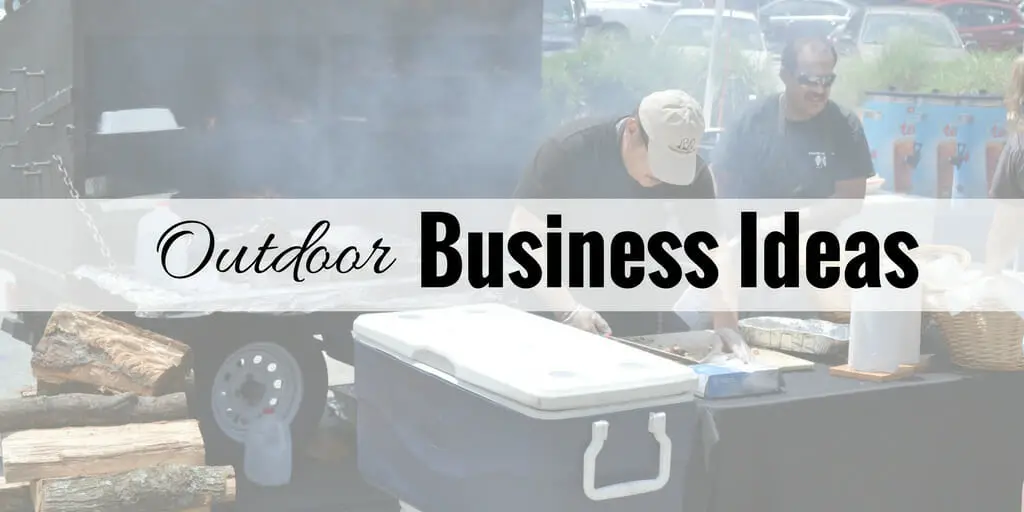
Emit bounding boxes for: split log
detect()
[0,476,31,512]
[34,380,102,397]
[0,420,205,483]
[32,464,235,512]
[0,392,188,433]
[31,309,193,396]
[1,433,32,512]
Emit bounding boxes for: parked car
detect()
[907,0,1024,52]
[544,0,603,53]
[586,0,702,41]
[829,6,973,61]
[654,8,771,69]
[758,0,861,52]
[654,9,769,125]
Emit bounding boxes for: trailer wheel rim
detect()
[211,342,305,443]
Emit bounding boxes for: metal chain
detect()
[53,154,116,271]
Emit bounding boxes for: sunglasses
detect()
[795,72,837,88]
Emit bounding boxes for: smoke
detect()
[79,0,544,199]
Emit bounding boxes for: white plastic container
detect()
[243,413,293,487]
[352,303,700,512]
[134,203,188,286]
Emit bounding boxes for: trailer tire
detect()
[191,335,328,468]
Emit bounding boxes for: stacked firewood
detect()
[0,309,236,512]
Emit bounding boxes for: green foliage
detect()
[831,34,1016,107]
[544,35,1017,126]
[541,37,780,128]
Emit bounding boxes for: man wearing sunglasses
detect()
[713,37,873,201]
[510,90,748,358]
[712,37,873,320]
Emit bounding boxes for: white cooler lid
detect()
[353,303,698,413]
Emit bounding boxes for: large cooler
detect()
[352,303,700,512]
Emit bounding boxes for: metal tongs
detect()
[609,330,752,365]
[607,335,694,364]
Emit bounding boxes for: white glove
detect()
[714,327,752,364]
[561,305,612,336]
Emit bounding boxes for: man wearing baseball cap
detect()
[516,89,713,200]
[511,89,743,345]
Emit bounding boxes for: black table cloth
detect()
[684,366,1024,512]
[333,360,1024,512]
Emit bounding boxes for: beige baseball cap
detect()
[637,90,706,186]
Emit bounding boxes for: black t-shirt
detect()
[514,116,717,199]
[990,132,1024,199]
[713,94,874,199]
[513,116,714,336]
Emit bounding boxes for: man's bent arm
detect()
[789,195,865,233]
[782,111,873,233]
[985,139,1024,274]
[671,169,740,330]
[509,205,581,312]
[709,244,740,330]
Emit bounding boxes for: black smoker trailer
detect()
[0,0,542,467]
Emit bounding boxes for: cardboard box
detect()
[690,360,782,399]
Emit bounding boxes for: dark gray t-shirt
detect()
[990,132,1024,199]
[514,116,717,199]
[713,94,874,199]
[513,116,717,336]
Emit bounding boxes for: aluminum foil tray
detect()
[737,316,850,355]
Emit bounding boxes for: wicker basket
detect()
[812,244,972,325]
[932,305,1024,371]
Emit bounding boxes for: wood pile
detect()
[0,309,237,512]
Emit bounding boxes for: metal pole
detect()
[702,0,726,129]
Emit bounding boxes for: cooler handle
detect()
[582,412,672,501]
[411,349,459,386]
